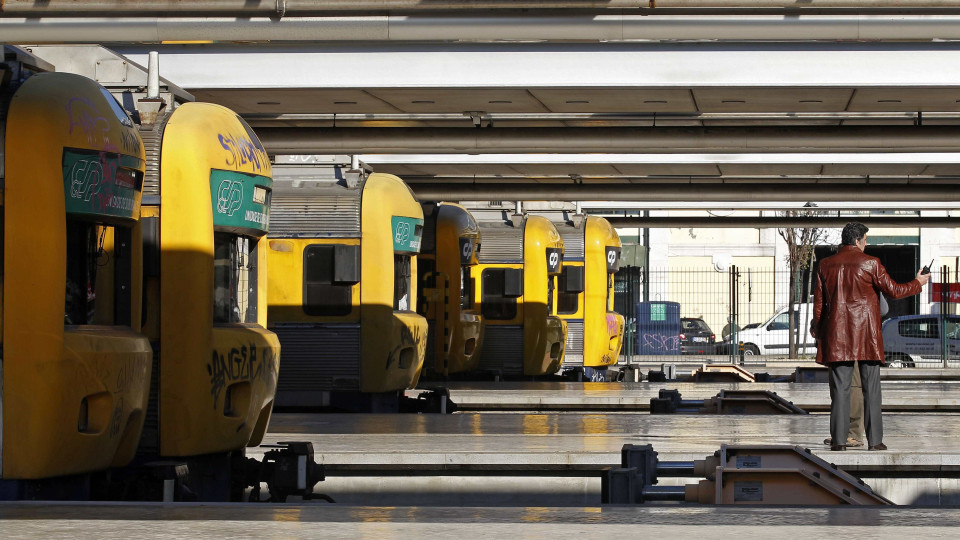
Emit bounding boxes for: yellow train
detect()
[137,101,287,500]
[1,71,153,492]
[267,161,428,411]
[471,209,567,377]
[552,215,625,380]
[417,202,484,377]
[1,57,318,500]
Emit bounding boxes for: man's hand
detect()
[916,269,931,286]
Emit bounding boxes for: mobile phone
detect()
[921,259,934,275]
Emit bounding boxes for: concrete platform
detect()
[262,412,960,472]
[258,412,960,506]
[435,380,960,411]
[2,503,959,538]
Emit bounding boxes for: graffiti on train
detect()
[207,343,277,409]
[67,97,113,151]
[218,130,268,172]
[66,95,138,154]
[642,333,680,352]
[386,323,426,371]
[95,358,149,439]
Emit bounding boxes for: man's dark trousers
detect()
[828,361,883,447]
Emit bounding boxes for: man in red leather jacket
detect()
[812,222,929,451]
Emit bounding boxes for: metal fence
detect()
[614,265,956,366]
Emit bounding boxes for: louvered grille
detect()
[558,224,585,260]
[476,224,523,262]
[273,324,361,402]
[476,325,524,376]
[139,113,171,198]
[269,191,362,237]
[562,319,585,368]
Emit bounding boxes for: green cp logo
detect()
[216,179,243,216]
[395,221,411,245]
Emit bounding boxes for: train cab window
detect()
[547,275,556,315]
[65,221,132,326]
[303,244,353,317]
[213,233,258,324]
[607,274,614,311]
[481,268,518,320]
[394,254,412,311]
[460,267,474,310]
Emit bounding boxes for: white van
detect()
[729,303,816,357]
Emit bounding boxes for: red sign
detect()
[931,283,960,303]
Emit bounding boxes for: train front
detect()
[419,202,484,376]
[2,72,152,481]
[583,216,624,371]
[143,102,278,458]
[523,216,568,376]
[360,174,429,393]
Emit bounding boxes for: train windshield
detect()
[213,233,258,324]
[394,254,412,311]
[460,266,473,310]
[65,221,133,326]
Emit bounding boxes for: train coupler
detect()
[245,442,326,502]
[401,386,457,413]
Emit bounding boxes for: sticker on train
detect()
[459,237,476,264]
[62,148,142,220]
[210,169,272,232]
[545,247,563,273]
[606,246,621,272]
[392,216,424,253]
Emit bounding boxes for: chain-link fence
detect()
[614,265,955,366]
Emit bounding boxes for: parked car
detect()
[680,317,716,354]
[882,314,960,368]
[724,303,816,356]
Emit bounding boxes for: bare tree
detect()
[778,205,826,358]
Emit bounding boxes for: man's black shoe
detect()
[868,443,888,451]
[830,445,846,451]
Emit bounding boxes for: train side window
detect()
[557,266,583,315]
[481,268,518,320]
[394,254,412,311]
[303,244,353,317]
[214,233,259,324]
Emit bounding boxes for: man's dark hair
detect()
[841,222,869,246]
